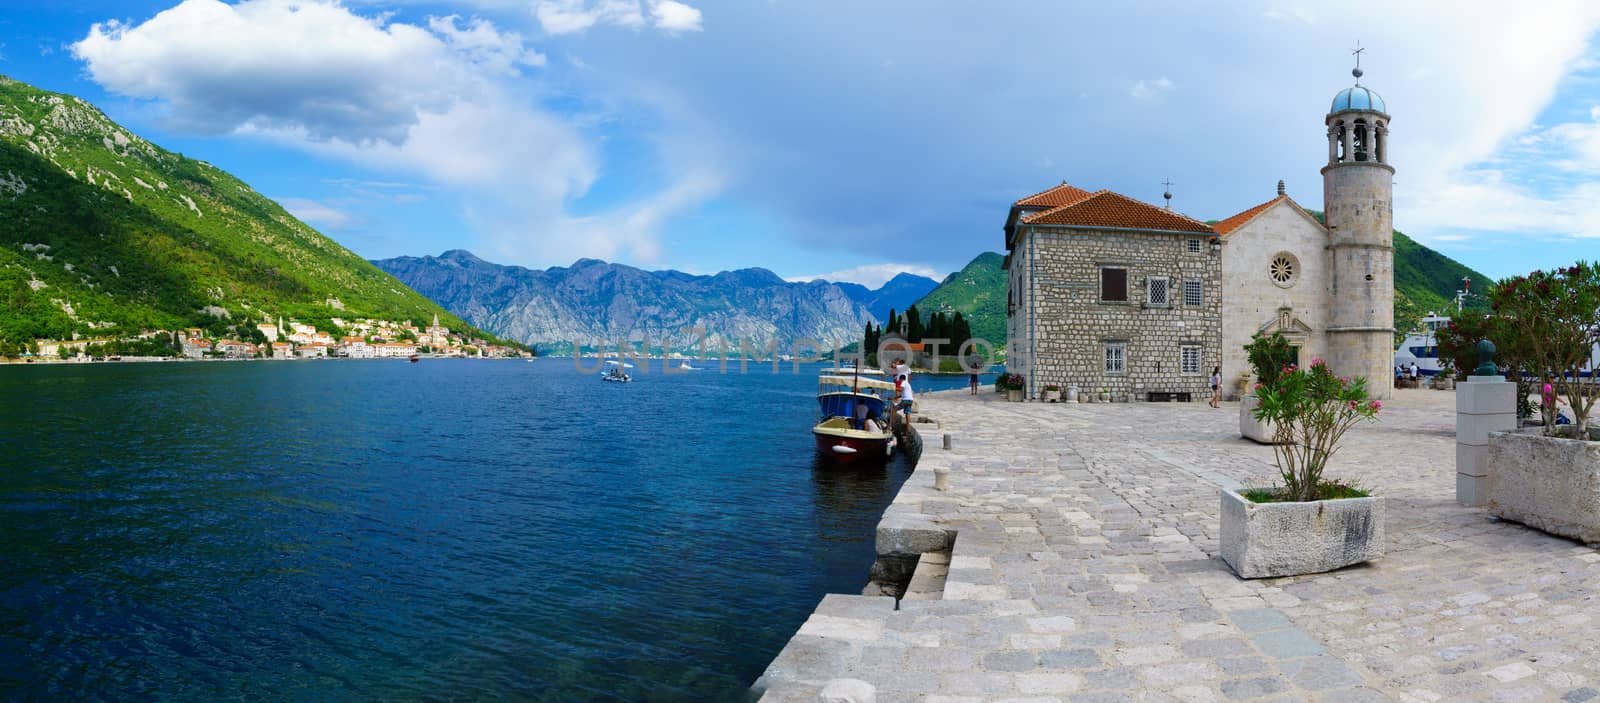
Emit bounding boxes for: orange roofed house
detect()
[1004,69,1395,401]
[1003,183,1222,401]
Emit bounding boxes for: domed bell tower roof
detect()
[1330,85,1386,115]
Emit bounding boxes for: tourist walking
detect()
[969,372,979,395]
[1209,366,1222,408]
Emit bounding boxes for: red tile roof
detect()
[1021,190,1214,233]
[1212,195,1286,237]
[1014,182,1094,208]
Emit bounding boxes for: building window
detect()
[1105,343,1126,374]
[1186,238,1201,253]
[1181,345,1202,374]
[1270,252,1298,288]
[1100,267,1128,302]
[1183,279,1203,307]
[1147,277,1170,306]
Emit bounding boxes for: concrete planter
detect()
[1219,488,1385,579]
[1006,389,1024,402]
[1042,389,1061,402]
[1486,429,1600,546]
[1239,395,1281,444]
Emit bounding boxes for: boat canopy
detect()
[819,375,896,391]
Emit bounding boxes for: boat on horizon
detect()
[812,374,894,463]
[601,360,633,383]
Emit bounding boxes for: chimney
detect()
[1276,180,1286,197]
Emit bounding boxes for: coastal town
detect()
[16,313,527,362]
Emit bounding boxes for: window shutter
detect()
[1101,268,1127,301]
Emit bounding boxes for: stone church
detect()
[1005,70,1394,401]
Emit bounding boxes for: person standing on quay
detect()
[1210,366,1222,408]
[969,371,979,395]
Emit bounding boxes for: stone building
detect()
[1004,186,1222,400]
[1006,69,1394,401]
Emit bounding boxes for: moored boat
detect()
[812,375,894,463]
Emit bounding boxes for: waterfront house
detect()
[297,343,329,358]
[256,323,279,343]
[214,340,255,358]
[270,341,293,359]
[183,338,213,359]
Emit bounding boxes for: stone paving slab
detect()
[755,388,1600,703]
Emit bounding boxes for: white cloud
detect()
[789,264,944,289]
[650,0,703,33]
[1129,76,1174,100]
[534,0,703,35]
[69,0,715,268]
[535,0,644,34]
[1263,7,1317,23]
[277,197,355,229]
[428,15,546,72]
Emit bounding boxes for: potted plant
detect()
[1240,332,1295,443]
[1041,384,1061,402]
[997,373,1026,402]
[1221,357,1385,578]
[1097,387,1110,403]
[1484,263,1600,544]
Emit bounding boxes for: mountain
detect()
[908,252,1007,347]
[374,250,877,355]
[1393,230,1490,333]
[832,273,940,323]
[0,74,493,348]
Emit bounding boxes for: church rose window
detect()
[1269,253,1298,288]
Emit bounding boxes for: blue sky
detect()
[5,1,1600,288]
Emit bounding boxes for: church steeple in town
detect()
[1322,48,1396,398]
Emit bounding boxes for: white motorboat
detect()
[601,360,633,383]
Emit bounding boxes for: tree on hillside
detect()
[906,304,923,342]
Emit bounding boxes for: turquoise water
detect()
[0,360,985,701]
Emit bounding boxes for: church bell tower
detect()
[1322,51,1395,399]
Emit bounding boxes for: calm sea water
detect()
[0,359,992,702]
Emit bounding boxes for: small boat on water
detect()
[409,353,420,363]
[601,360,633,383]
[677,362,700,371]
[813,375,895,463]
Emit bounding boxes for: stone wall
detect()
[1009,226,1221,399]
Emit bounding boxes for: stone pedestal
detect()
[1456,375,1516,506]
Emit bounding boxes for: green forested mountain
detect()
[0,74,486,350]
[909,252,1006,346]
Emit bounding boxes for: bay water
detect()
[0,360,990,701]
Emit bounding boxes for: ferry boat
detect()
[812,375,895,462]
[1393,313,1448,377]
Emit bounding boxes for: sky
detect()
[4,1,1600,289]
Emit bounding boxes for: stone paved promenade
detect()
[756,388,1600,703]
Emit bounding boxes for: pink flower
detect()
[1311,356,1326,367]
[1253,382,1263,391]
[1348,400,1359,410]
[1369,400,1382,411]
